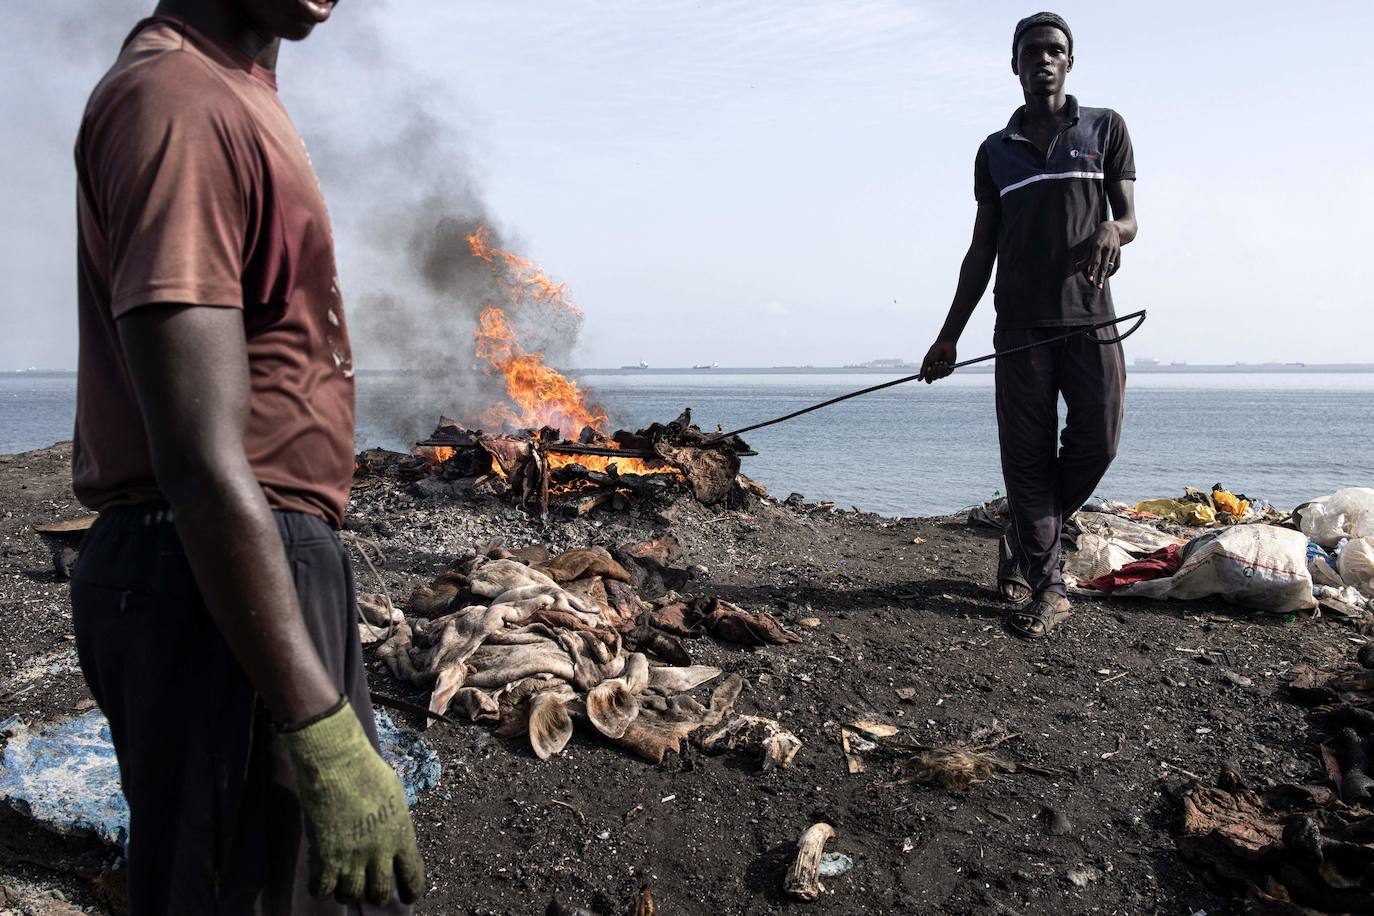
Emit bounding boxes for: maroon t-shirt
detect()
[73,16,355,527]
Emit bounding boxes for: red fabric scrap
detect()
[1084,544,1184,593]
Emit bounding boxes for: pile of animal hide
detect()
[1175,765,1374,915]
[1173,653,1374,913]
[371,543,799,764]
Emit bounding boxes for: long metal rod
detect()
[710,310,1147,441]
[544,442,758,459]
[415,440,758,459]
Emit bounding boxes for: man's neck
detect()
[1021,90,1069,125]
[153,0,280,70]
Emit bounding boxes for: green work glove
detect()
[280,699,426,905]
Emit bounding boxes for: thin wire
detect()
[709,310,1147,441]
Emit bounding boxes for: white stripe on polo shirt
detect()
[999,170,1105,197]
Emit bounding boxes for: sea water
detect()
[5,371,1371,517]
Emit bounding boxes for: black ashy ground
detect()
[0,441,1360,915]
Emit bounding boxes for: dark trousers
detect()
[995,325,1125,595]
[71,505,409,916]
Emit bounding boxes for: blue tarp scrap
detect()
[0,708,440,847]
[0,711,127,847]
[373,709,443,807]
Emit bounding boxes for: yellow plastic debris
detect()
[1134,499,1217,526]
[1211,489,1250,519]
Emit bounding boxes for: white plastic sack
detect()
[1110,525,1316,613]
[1296,488,1374,549]
[1063,532,1136,587]
[1338,537,1374,598]
[1073,511,1188,555]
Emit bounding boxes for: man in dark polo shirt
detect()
[921,12,1137,638]
[71,0,424,910]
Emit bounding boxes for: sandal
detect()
[1007,592,1072,639]
[997,534,1032,604]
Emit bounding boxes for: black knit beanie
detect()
[1013,12,1073,56]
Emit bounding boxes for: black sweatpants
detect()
[71,504,409,916]
[995,325,1125,596]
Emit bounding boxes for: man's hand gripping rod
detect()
[705,310,1146,442]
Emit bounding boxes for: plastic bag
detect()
[1211,489,1250,519]
[1338,537,1374,598]
[1106,525,1315,613]
[1075,511,1189,555]
[1295,488,1374,549]
[1134,498,1216,527]
[1063,532,1137,586]
[1307,541,1345,588]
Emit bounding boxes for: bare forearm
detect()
[938,245,996,343]
[118,305,340,726]
[159,457,340,723]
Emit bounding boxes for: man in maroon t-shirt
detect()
[72,1,423,911]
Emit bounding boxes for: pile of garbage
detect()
[1296,488,1374,618]
[1175,649,1374,914]
[1128,483,1278,528]
[368,539,802,766]
[1048,487,1374,618]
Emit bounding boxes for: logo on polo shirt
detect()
[1069,149,1101,160]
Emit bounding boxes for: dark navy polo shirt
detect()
[975,96,1136,328]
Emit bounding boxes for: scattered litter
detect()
[840,728,867,774]
[817,852,854,877]
[660,794,676,803]
[798,617,822,628]
[1065,865,1100,887]
[698,715,802,770]
[850,719,898,739]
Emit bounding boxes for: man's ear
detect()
[1011,56,1020,76]
[1066,54,1074,72]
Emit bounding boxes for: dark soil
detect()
[0,442,1360,915]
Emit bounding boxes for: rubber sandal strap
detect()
[1008,596,1071,639]
[998,535,1032,599]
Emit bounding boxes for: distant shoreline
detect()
[7,364,1374,378]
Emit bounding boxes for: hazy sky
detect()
[3,1,1371,370]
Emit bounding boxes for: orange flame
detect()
[473,306,608,436]
[467,227,582,319]
[415,446,456,463]
[461,226,678,481]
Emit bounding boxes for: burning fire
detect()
[467,226,581,318]
[465,227,607,438]
[413,228,678,481]
[473,306,608,436]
